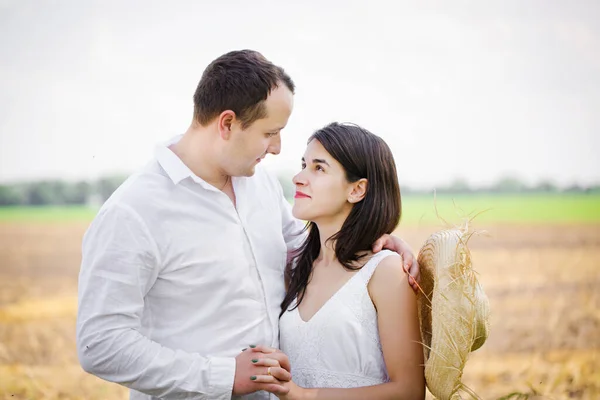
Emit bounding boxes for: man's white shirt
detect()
[76,136,305,400]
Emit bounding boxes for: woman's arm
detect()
[258,254,426,400]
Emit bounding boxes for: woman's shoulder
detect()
[372,250,404,273]
[368,251,410,298]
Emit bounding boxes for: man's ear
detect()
[348,178,368,203]
[217,110,236,140]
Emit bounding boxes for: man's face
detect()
[225,85,294,177]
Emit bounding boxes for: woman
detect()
[253,122,425,399]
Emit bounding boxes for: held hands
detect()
[249,348,306,400]
[232,345,292,396]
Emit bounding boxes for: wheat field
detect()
[0,221,598,399]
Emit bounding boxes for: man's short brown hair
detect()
[193,50,295,129]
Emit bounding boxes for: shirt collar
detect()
[154,135,216,190]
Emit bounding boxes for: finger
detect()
[251,375,290,395]
[403,256,414,273]
[261,351,291,372]
[402,262,409,275]
[371,237,384,252]
[250,344,278,354]
[410,278,418,294]
[258,382,290,396]
[251,357,281,368]
[263,366,291,382]
[410,262,421,284]
[410,274,418,286]
[251,375,281,384]
[409,271,421,294]
[408,258,417,273]
[408,260,419,279]
[406,265,415,281]
[402,260,414,282]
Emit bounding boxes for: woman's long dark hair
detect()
[280,122,401,316]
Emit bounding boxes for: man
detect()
[76,50,419,400]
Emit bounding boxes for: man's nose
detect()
[268,136,281,155]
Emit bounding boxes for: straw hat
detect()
[416,227,490,400]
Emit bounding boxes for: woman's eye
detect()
[301,163,306,169]
[315,165,324,172]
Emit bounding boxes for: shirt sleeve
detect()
[76,203,235,400]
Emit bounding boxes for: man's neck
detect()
[171,126,230,190]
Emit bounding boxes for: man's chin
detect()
[242,166,256,177]
[228,166,256,178]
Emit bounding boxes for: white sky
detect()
[1,0,599,189]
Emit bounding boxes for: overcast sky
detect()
[1,0,599,189]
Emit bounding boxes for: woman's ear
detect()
[348,178,368,203]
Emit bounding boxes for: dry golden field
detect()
[0,221,598,399]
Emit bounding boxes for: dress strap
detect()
[359,250,398,285]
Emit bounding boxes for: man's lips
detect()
[294,191,311,199]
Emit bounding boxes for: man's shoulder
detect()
[99,164,172,214]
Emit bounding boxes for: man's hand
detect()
[372,234,421,293]
[249,345,292,373]
[232,345,291,396]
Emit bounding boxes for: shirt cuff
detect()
[208,356,236,400]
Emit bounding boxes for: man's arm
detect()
[76,203,234,400]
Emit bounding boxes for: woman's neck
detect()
[314,219,344,266]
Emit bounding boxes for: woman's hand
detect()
[260,378,308,400]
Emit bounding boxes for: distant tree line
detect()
[277,175,600,200]
[0,175,598,206]
[400,177,600,196]
[0,175,127,206]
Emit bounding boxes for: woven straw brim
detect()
[417,228,490,400]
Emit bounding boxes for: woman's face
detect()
[292,139,360,224]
